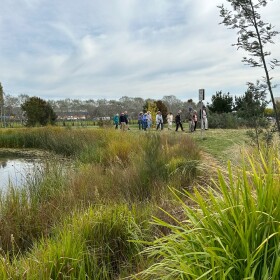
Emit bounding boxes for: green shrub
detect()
[207,112,241,129]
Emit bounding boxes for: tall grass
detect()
[0,205,151,279]
[0,127,115,156]
[140,146,280,279]
[0,158,68,253]
[0,128,201,257]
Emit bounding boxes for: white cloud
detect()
[0,0,279,101]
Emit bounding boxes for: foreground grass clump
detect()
[0,204,151,279]
[140,147,280,280]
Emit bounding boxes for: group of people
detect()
[113,106,208,132]
[138,111,153,130]
[113,111,130,131]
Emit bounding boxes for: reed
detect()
[0,158,68,253]
[140,146,280,279]
[0,127,202,278]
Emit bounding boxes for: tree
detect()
[143,100,168,123]
[145,101,158,125]
[162,95,183,114]
[0,82,4,126]
[218,0,280,134]
[185,99,197,112]
[208,91,234,113]
[235,82,269,149]
[156,100,168,123]
[21,96,57,126]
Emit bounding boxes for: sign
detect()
[199,89,205,101]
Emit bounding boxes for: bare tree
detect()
[218,0,280,133]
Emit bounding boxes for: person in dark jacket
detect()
[138,112,143,130]
[119,112,127,131]
[175,110,184,131]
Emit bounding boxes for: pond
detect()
[0,150,43,190]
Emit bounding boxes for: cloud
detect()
[0,0,279,102]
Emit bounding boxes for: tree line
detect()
[1,83,279,128]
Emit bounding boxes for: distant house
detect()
[56,111,89,120]
[93,117,111,121]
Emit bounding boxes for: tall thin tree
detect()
[218,0,280,134]
[0,82,4,127]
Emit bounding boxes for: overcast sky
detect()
[0,0,279,104]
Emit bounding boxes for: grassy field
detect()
[0,127,279,279]
[191,128,250,163]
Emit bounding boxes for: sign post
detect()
[199,89,205,137]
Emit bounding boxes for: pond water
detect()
[0,155,42,190]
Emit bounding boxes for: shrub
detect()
[207,112,241,129]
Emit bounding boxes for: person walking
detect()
[119,112,127,131]
[113,113,119,129]
[142,112,148,130]
[156,111,163,130]
[167,112,173,130]
[175,110,184,131]
[193,110,198,131]
[147,111,152,129]
[138,112,143,130]
[200,106,208,130]
[187,108,193,132]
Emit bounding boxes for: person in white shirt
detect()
[200,106,208,130]
[167,112,173,130]
[147,111,152,129]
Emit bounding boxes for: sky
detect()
[0,0,279,104]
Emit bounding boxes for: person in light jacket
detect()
[156,111,163,130]
[147,111,152,129]
[200,106,208,130]
[167,112,173,130]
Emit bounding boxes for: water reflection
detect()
[0,157,42,189]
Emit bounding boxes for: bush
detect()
[207,112,241,129]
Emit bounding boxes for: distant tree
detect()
[235,82,269,149]
[162,95,183,114]
[143,100,168,123]
[186,99,197,111]
[146,101,158,124]
[21,96,57,126]
[218,0,280,134]
[208,91,234,113]
[0,82,3,106]
[4,94,21,121]
[0,82,5,127]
